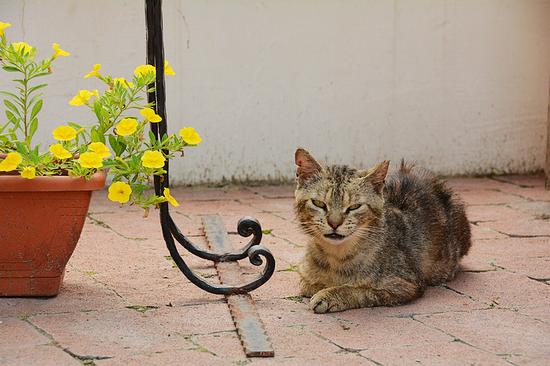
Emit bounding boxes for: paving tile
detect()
[508,200,550,219]
[417,309,550,360]
[494,256,550,279]
[242,197,296,215]
[360,340,511,365]
[95,347,227,366]
[246,185,295,199]
[468,237,550,260]
[172,185,261,202]
[0,345,80,366]
[466,204,528,223]
[29,303,235,359]
[188,331,245,360]
[446,177,506,192]
[517,306,550,325]
[317,312,453,351]
[493,175,545,188]
[0,268,126,318]
[250,270,300,300]
[257,299,454,352]
[491,175,550,202]
[459,189,522,205]
[3,177,550,365]
[470,224,508,240]
[0,318,50,349]
[460,254,496,272]
[478,215,550,237]
[445,271,550,309]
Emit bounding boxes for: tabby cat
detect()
[294,148,471,313]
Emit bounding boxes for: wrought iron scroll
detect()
[145,0,275,295]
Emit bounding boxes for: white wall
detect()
[1,0,549,184]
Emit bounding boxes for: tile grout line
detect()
[21,316,113,365]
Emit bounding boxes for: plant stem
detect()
[22,65,29,145]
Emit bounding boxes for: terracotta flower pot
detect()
[0,172,106,297]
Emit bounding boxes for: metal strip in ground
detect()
[202,215,274,358]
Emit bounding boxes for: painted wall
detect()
[2,0,549,184]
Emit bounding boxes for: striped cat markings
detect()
[294,149,471,313]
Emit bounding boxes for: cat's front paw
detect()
[309,288,349,314]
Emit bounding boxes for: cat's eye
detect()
[311,199,327,210]
[346,204,362,213]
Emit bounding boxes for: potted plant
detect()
[0,21,201,296]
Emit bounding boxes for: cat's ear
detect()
[360,160,389,192]
[295,148,322,184]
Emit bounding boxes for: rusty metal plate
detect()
[202,215,274,357]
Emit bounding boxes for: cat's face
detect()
[294,149,389,245]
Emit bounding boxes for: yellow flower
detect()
[108,181,132,203]
[84,64,101,78]
[52,43,70,58]
[140,107,162,123]
[78,152,103,169]
[164,60,175,76]
[163,188,180,207]
[52,125,77,141]
[134,64,156,77]
[141,150,165,169]
[88,142,111,159]
[113,77,134,88]
[0,21,11,36]
[116,118,138,136]
[49,143,72,159]
[12,41,33,55]
[179,127,202,145]
[69,89,98,106]
[21,166,36,179]
[0,152,22,172]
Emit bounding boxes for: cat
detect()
[294,148,471,313]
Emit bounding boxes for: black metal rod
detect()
[145,0,275,294]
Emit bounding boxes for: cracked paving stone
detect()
[2,177,549,365]
[416,308,550,364]
[27,303,235,359]
[361,340,512,365]
[446,270,550,309]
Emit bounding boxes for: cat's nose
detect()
[327,212,344,230]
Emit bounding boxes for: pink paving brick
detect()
[416,309,550,363]
[361,340,512,365]
[1,176,549,365]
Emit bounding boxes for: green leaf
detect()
[30,99,43,121]
[0,91,23,103]
[93,102,103,124]
[28,72,51,80]
[5,110,19,126]
[29,118,39,139]
[28,83,48,95]
[27,94,43,109]
[108,135,122,156]
[3,99,20,117]
[2,66,20,72]
[15,141,28,155]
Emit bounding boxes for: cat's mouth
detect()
[323,233,347,240]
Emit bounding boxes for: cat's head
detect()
[294,148,389,245]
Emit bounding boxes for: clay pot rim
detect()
[0,171,106,192]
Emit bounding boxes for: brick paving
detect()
[1,175,550,365]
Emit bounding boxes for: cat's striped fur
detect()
[294,149,471,313]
